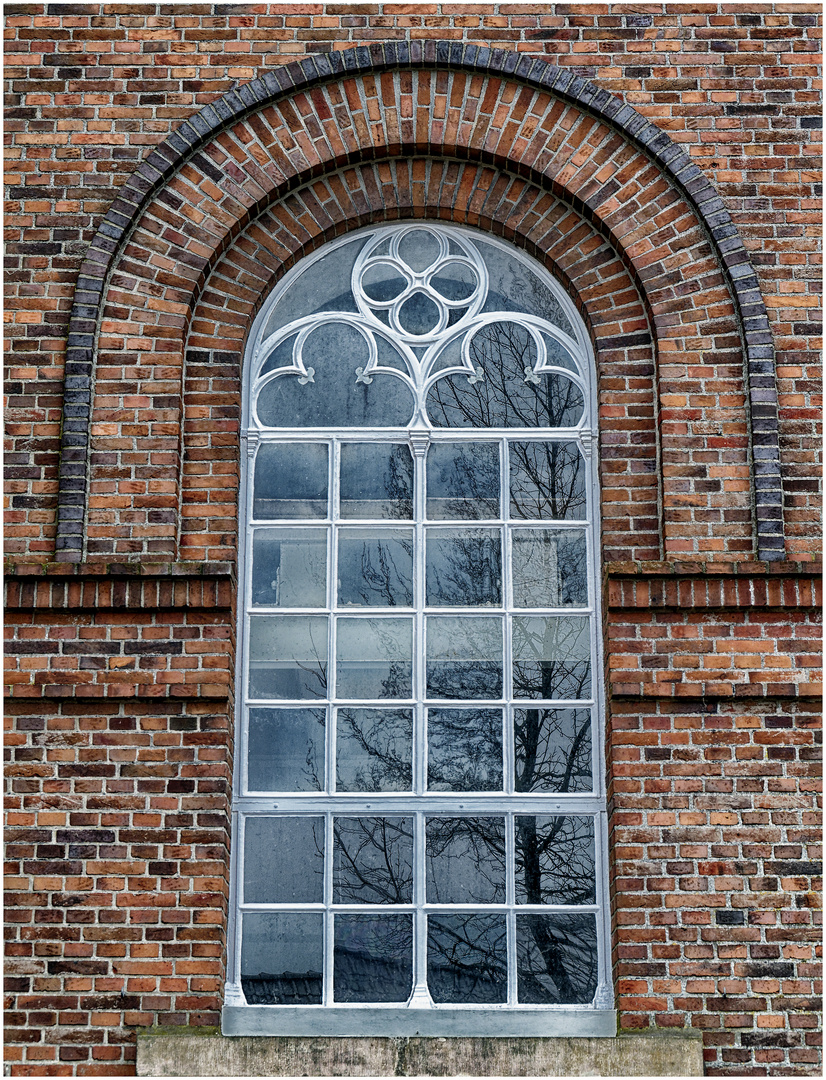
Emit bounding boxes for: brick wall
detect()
[5,566,233,1075]
[4,4,821,1077]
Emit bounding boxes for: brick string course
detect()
[4,4,822,1078]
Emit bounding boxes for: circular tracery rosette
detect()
[352,226,488,342]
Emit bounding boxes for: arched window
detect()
[224,224,614,1036]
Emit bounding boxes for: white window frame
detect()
[223,223,615,1036]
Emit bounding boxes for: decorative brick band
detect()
[607,569,822,613]
[7,559,817,705]
[56,41,784,562]
[4,567,234,615]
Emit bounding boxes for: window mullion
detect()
[506,812,516,1005]
[411,434,429,1005]
[324,811,334,1005]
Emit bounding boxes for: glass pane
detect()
[426,617,503,700]
[512,616,591,700]
[337,528,413,608]
[399,292,440,336]
[262,236,365,339]
[426,442,500,520]
[340,443,413,519]
[334,914,413,1003]
[426,528,501,607]
[247,707,325,792]
[253,443,328,519]
[248,616,328,700]
[515,815,596,905]
[256,323,415,428]
[542,333,579,374]
[425,324,582,428]
[509,441,586,520]
[259,334,298,379]
[336,708,413,792]
[539,374,584,427]
[427,709,503,792]
[333,816,413,904]
[243,816,324,903]
[477,238,575,336]
[514,708,592,794]
[430,260,478,302]
[362,262,408,303]
[516,913,598,1005]
[511,529,587,608]
[241,912,323,1005]
[251,528,327,607]
[428,914,507,1004]
[426,816,505,903]
[398,228,441,272]
[336,618,412,699]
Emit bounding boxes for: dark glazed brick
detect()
[716,910,747,926]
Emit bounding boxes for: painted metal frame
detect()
[223,223,615,1036]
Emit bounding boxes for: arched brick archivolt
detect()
[178,158,662,566]
[59,44,783,563]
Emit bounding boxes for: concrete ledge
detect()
[136,1029,704,1076]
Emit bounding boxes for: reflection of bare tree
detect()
[426,816,506,904]
[483,254,575,337]
[517,913,598,1004]
[426,617,503,700]
[515,815,595,906]
[299,712,326,792]
[427,322,583,429]
[515,708,591,794]
[427,530,501,607]
[385,445,414,519]
[295,620,328,698]
[512,617,591,701]
[333,816,413,904]
[426,658,502,700]
[340,536,413,606]
[428,913,507,1004]
[510,440,586,521]
[427,709,502,792]
[336,709,412,792]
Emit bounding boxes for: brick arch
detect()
[179,159,662,567]
[60,44,782,562]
